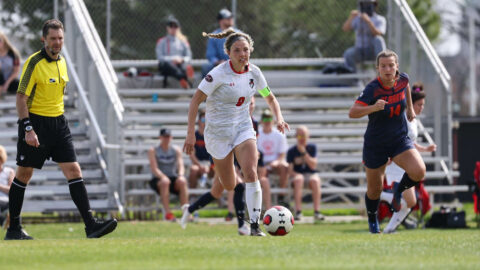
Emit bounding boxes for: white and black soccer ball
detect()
[262,206,294,236]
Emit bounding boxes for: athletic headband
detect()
[413,87,422,92]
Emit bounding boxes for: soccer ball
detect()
[262,206,294,236]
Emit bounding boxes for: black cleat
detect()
[4,227,34,240]
[85,219,118,238]
[250,222,266,237]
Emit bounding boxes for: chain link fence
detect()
[1,0,387,60]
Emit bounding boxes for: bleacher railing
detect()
[388,0,455,182]
[63,0,124,204]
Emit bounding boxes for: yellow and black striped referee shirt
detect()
[17,48,69,117]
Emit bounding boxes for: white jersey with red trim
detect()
[198,61,268,140]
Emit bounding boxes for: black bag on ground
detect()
[426,206,467,228]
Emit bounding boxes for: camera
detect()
[359,0,376,17]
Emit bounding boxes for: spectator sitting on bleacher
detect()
[0,145,14,226]
[0,31,21,97]
[257,109,289,206]
[156,15,194,89]
[148,128,189,221]
[201,8,235,77]
[188,109,214,188]
[342,0,386,73]
[287,126,324,221]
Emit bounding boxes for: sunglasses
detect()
[200,117,206,123]
[413,87,422,93]
[262,117,273,122]
[167,23,178,28]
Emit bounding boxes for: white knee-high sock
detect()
[246,181,262,224]
[380,191,407,208]
[384,207,411,233]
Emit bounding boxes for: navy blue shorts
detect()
[363,136,414,169]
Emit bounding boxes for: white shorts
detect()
[385,162,405,186]
[205,128,256,160]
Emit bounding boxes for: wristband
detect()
[21,118,31,127]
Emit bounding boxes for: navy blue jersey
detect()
[356,73,410,145]
[194,130,211,161]
[287,144,317,173]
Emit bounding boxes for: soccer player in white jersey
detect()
[184,28,289,236]
[380,84,436,233]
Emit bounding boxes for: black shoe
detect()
[250,222,266,237]
[85,219,118,238]
[4,227,34,240]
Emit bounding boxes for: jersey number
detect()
[389,104,401,118]
[236,97,245,106]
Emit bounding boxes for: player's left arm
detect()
[405,83,415,122]
[264,92,289,133]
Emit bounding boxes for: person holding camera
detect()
[342,0,386,73]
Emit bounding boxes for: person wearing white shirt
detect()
[257,109,289,208]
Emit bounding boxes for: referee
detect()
[4,19,117,240]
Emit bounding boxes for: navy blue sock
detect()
[68,178,95,227]
[188,192,215,213]
[234,183,246,228]
[365,193,379,223]
[396,173,417,195]
[8,178,27,229]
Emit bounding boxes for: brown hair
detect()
[0,31,20,61]
[202,28,254,54]
[42,19,64,37]
[411,82,426,103]
[376,49,399,77]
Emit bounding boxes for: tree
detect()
[407,0,442,41]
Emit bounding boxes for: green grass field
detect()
[1,219,479,270]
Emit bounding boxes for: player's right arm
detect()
[16,56,40,147]
[348,84,386,118]
[184,90,207,155]
[349,99,387,118]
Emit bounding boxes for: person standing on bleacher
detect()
[156,15,194,89]
[4,19,117,240]
[342,0,386,73]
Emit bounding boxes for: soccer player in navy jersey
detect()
[348,49,426,233]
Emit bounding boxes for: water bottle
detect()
[199,173,207,188]
[152,93,158,103]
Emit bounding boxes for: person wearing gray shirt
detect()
[148,128,189,221]
[342,0,386,73]
[155,15,194,89]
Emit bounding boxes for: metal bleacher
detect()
[114,58,461,212]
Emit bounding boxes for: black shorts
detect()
[149,176,179,195]
[16,113,77,169]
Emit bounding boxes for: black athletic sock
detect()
[188,192,215,213]
[396,173,417,195]
[8,178,27,229]
[68,178,95,227]
[234,183,246,228]
[365,193,379,223]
